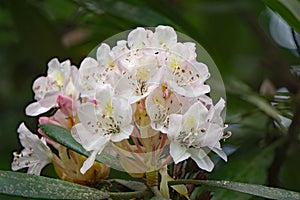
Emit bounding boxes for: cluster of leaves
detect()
[0,0,299,199]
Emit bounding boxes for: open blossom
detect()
[67,25,228,174]
[167,98,227,172]
[26,58,78,116]
[37,94,77,150]
[12,123,53,175]
[76,42,131,99]
[115,53,162,104]
[145,85,213,134]
[71,84,134,174]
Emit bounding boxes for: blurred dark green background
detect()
[0,0,299,199]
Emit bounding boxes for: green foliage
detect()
[170,179,300,200]
[0,0,299,199]
[39,124,89,157]
[71,0,175,27]
[207,139,283,199]
[226,79,285,131]
[0,170,109,199]
[39,124,114,165]
[38,124,300,200]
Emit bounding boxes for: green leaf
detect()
[71,0,175,27]
[226,79,285,131]
[169,179,300,200]
[112,179,147,191]
[39,124,119,168]
[263,0,300,34]
[40,124,89,157]
[207,139,283,199]
[0,170,108,199]
[246,95,281,122]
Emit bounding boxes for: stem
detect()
[146,170,159,186]
[168,179,206,186]
[122,140,146,168]
[118,153,146,172]
[156,133,168,159]
[150,186,164,198]
[268,94,300,187]
[132,122,146,147]
[158,155,172,170]
[131,135,144,154]
[109,190,152,199]
[145,171,165,198]
[168,179,300,200]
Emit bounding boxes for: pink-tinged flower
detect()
[26,58,78,116]
[167,98,227,172]
[57,94,75,117]
[37,94,77,149]
[71,84,134,174]
[12,123,53,175]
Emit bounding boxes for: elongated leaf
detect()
[112,179,147,191]
[40,124,90,156]
[226,79,285,131]
[39,124,118,167]
[263,0,300,34]
[207,139,283,200]
[71,0,175,27]
[245,95,281,123]
[169,179,300,200]
[0,170,108,199]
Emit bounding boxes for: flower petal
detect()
[57,95,74,117]
[80,150,98,174]
[71,123,103,151]
[189,148,214,172]
[168,114,183,140]
[97,43,111,64]
[153,25,177,48]
[170,141,190,164]
[110,125,133,142]
[12,123,52,175]
[127,27,151,49]
[211,146,227,162]
[25,102,52,116]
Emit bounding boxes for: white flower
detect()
[26,58,78,116]
[145,85,183,133]
[77,43,127,99]
[77,57,106,98]
[127,27,153,49]
[71,84,133,174]
[146,85,213,134]
[167,98,227,172]
[163,45,211,97]
[152,25,177,49]
[115,53,162,103]
[12,123,53,175]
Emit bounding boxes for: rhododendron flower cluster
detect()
[12,25,228,179]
